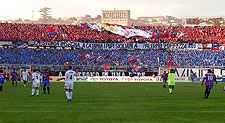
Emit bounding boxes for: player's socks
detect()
[69,92,72,100]
[207,90,211,97]
[12,82,14,87]
[31,89,35,95]
[15,82,17,87]
[66,91,70,100]
[0,85,2,91]
[204,89,208,96]
[47,87,50,94]
[43,86,46,94]
[169,88,172,94]
[36,90,39,96]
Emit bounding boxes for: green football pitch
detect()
[1,82,225,123]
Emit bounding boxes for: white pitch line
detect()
[1,110,225,113]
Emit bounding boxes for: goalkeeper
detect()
[168,68,176,94]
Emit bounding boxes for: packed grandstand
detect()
[0,23,225,43]
[0,23,225,70]
[0,48,225,67]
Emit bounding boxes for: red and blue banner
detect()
[47,26,58,35]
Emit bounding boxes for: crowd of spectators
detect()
[0,23,224,43]
[0,48,225,67]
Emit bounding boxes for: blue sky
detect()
[1,0,225,20]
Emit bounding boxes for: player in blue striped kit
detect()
[0,70,5,91]
[42,69,51,94]
[11,69,18,87]
[202,69,217,99]
[162,71,168,88]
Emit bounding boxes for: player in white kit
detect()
[58,66,76,101]
[30,69,41,96]
[21,69,29,87]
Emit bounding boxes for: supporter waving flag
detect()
[78,23,84,28]
[59,55,63,59]
[98,66,104,71]
[128,59,134,63]
[77,55,85,60]
[133,64,138,69]
[47,26,58,35]
[133,57,138,62]
[146,30,153,38]
[176,31,184,38]
[170,30,176,35]
[85,22,92,28]
[168,62,173,69]
[96,56,102,62]
[104,64,110,70]
[84,54,92,59]
[91,24,102,31]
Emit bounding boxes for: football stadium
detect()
[1,0,225,122]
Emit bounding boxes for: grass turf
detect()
[0,82,225,123]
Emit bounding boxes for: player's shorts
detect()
[0,79,4,84]
[11,78,17,81]
[206,85,213,88]
[22,77,28,81]
[168,80,175,85]
[42,80,50,86]
[32,82,40,88]
[64,82,73,90]
[163,79,167,83]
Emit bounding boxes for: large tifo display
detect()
[30,41,188,50]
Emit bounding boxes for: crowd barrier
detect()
[51,76,225,82]
[87,76,157,82]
